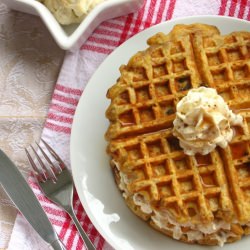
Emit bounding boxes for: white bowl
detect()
[2,0,144,51]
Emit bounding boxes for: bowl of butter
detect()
[2,0,144,50]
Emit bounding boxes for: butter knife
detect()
[0,149,66,250]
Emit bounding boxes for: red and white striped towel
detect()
[8,0,250,249]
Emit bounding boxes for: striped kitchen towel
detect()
[8,0,250,249]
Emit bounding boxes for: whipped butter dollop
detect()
[173,87,243,155]
[40,0,105,25]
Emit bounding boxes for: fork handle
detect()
[68,208,96,250]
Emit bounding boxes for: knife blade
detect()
[0,149,66,250]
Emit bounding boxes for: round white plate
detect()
[71,16,250,250]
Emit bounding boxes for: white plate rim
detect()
[70,15,250,250]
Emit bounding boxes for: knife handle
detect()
[50,239,67,250]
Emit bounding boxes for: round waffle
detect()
[105,23,250,246]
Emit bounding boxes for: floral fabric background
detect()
[0,3,64,249]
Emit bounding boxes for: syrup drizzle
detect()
[232,107,250,114]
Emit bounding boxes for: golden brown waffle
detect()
[105,24,220,140]
[105,23,250,245]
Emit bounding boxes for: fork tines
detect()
[26,139,65,183]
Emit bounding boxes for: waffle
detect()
[105,23,250,246]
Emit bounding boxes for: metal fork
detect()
[25,139,95,250]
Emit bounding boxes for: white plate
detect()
[71,15,250,250]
